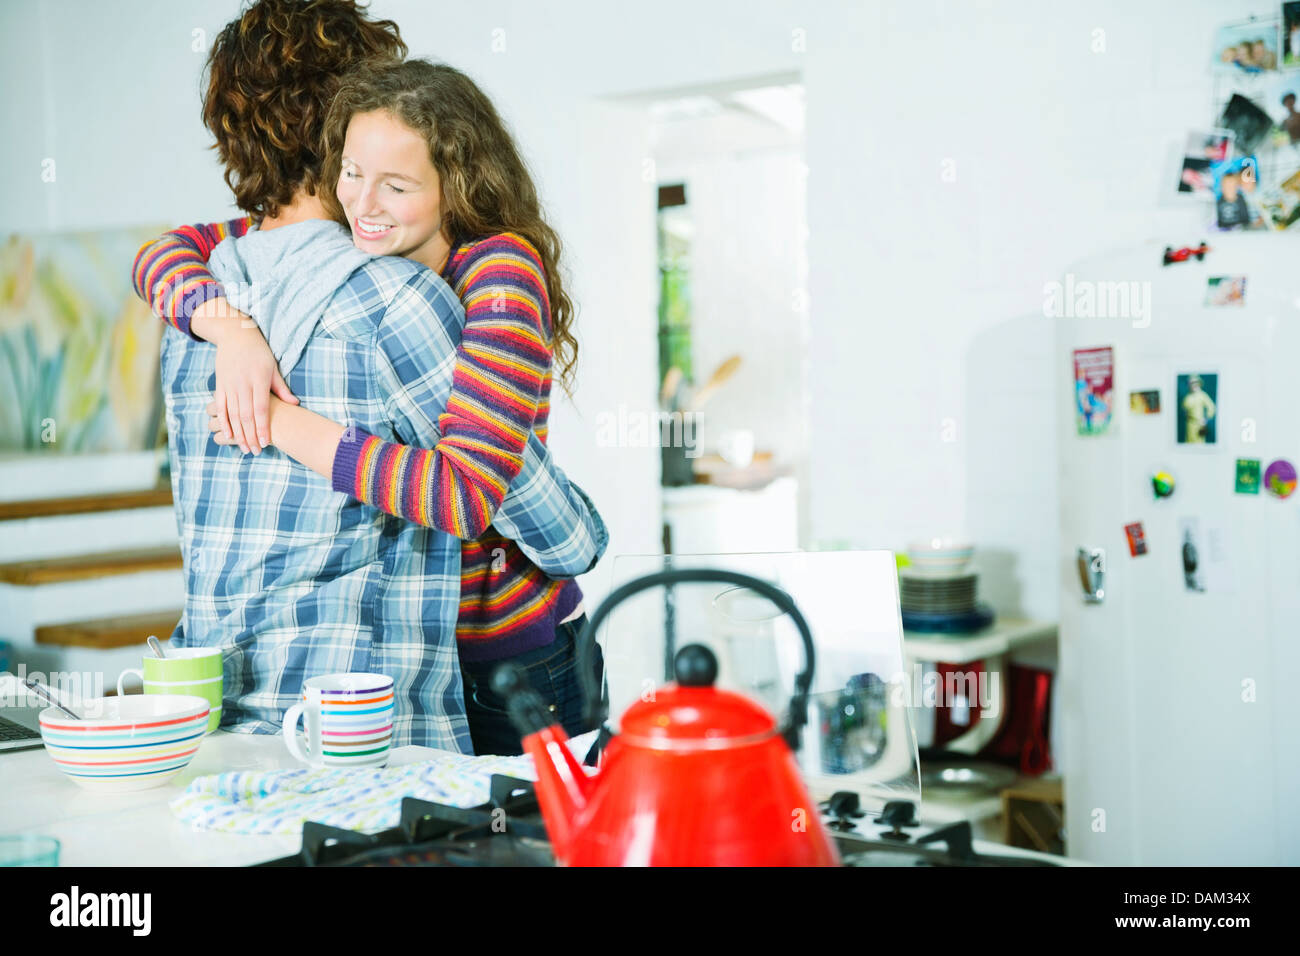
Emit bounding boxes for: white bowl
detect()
[908,537,974,554]
[906,538,974,573]
[39,694,210,793]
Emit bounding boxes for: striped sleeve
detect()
[332,232,554,539]
[130,217,255,339]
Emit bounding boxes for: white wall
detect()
[0,0,1269,630]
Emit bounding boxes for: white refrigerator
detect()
[1055,231,1300,865]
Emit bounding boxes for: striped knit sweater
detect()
[132,217,582,662]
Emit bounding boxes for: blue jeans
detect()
[460,615,604,756]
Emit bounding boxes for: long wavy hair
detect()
[320,59,578,393]
[201,0,406,220]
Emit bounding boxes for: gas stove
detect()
[252,777,1060,867]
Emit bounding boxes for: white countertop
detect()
[0,730,449,867]
[2,728,1071,866]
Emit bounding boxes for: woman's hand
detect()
[200,306,298,454]
[209,394,286,448]
[208,393,345,481]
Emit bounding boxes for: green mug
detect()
[117,647,223,734]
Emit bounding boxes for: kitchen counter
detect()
[3,729,1073,866]
[0,730,448,866]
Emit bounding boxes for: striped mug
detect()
[283,673,394,769]
[116,647,223,734]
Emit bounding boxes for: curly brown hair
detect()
[319,60,580,394]
[202,0,406,220]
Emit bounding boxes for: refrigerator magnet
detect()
[1073,347,1114,436]
[1129,390,1161,414]
[1179,517,1206,593]
[1152,470,1176,499]
[1124,522,1148,557]
[1235,458,1261,494]
[1264,459,1297,498]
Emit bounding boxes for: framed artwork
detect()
[0,226,168,455]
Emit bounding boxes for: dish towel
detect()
[170,733,599,836]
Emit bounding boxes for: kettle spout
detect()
[491,662,596,860]
[523,725,595,860]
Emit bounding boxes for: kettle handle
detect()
[577,567,816,752]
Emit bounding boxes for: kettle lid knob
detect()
[673,644,718,687]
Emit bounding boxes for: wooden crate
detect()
[1001,777,1064,855]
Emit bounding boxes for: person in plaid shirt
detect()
[155,0,605,751]
[162,220,604,752]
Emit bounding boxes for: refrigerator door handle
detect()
[1076,547,1105,604]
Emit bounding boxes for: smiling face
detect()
[335,109,450,270]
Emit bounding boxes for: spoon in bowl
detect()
[24,677,81,720]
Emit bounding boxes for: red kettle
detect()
[491,567,840,867]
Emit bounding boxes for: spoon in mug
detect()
[24,677,81,720]
[147,635,167,659]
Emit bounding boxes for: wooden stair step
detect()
[0,546,182,585]
[0,487,173,522]
[35,610,183,650]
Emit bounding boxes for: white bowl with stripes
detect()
[39,695,210,792]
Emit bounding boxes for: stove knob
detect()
[875,800,919,829]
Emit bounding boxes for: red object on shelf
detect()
[931,659,991,748]
[523,674,839,867]
[977,663,1054,775]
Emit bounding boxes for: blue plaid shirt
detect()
[160,247,607,753]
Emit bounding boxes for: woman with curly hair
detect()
[134,30,602,754]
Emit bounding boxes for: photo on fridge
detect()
[1176,129,1234,196]
[1255,166,1300,228]
[1218,93,1276,155]
[1175,372,1218,445]
[1204,275,1247,306]
[1285,2,1300,68]
[1212,18,1280,74]
[1212,156,1269,230]
[1260,72,1300,145]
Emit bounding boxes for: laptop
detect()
[0,674,49,753]
[0,704,45,753]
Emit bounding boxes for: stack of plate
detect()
[900,538,994,633]
[900,569,978,614]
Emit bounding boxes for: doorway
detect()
[644,77,810,556]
